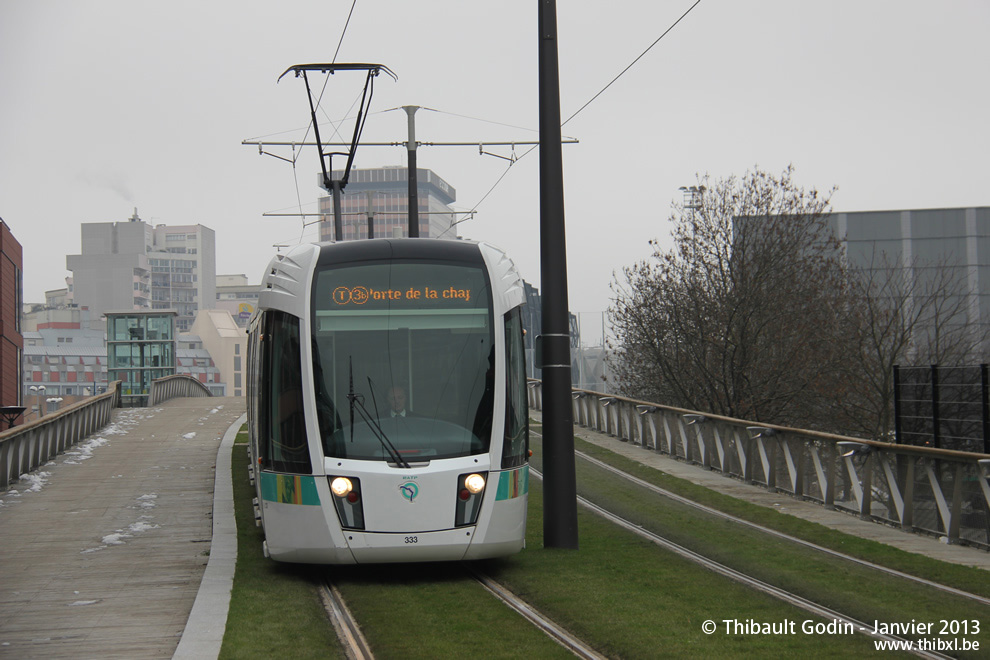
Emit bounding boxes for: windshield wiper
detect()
[347,358,410,468]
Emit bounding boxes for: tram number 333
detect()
[404,536,418,544]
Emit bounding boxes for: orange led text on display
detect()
[332,285,472,306]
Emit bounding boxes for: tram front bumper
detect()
[343,527,478,563]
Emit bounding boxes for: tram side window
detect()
[502,307,529,469]
[247,324,258,454]
[260,311,311,474]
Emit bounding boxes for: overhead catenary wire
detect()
[255,2,702,235]
[287,0,360,242]
[466,0,703,213]
[562,0,702,127]
[333,0,358,64]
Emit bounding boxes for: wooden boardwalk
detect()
[0,398,245,659]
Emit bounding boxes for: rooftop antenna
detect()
[278,63,397,241]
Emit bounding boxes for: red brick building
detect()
[0,219,24,424]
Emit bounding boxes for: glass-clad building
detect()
[106,310,177,406]
[830,207,990,354]
[317,167,458,241]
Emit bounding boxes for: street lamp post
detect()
[29,385,46,419]
[678,185,706,220]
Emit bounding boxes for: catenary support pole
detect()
[366,190,375,239]
[403,106,420,237]
[332,180,344,241]
[538,0,579,549]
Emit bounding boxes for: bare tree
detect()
[608,165,849,428]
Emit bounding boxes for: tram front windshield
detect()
[311,260,494,462]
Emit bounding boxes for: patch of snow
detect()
[64,436,110,464]
[182,432,197,439]
[128,521,159,534]
[102,532,131,545]
[19,471,51,493]
[136,493,158,509]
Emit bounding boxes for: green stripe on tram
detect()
[496,465,529,500]
[260,472,321,505]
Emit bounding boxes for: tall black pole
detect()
[538,0,579,549]
[404,106,420,237]
[982,364,989,455]
[332,179,344,241]
[366,190,375,240]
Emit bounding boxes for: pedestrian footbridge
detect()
[0,394,244,659]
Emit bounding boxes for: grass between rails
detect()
[530,423,990,656]
[221,429,568,659]
[221,424,990,658]
[556,423,990,599]
[330,563,574,658]
[487,478,879,658]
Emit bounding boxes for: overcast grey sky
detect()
[2,1,988,337]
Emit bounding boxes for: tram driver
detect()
[387,386,415,418]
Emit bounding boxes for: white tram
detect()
[247,238,530,563]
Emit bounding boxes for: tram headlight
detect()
[328,476,364,530]
[464,473,486,494]
[455,471,488,527]
[331,477,353,497]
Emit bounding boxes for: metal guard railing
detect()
[0,381,122,490]
[149,374,213,406]
[527,380,990,550]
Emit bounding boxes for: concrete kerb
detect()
[173,412,246,660]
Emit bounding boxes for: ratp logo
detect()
[398,482,419,503]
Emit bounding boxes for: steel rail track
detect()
[573,444,990,607]
[466,566,607,660]
[321,566,604,658]
[530,464,954,660]
[320,574,375,660]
